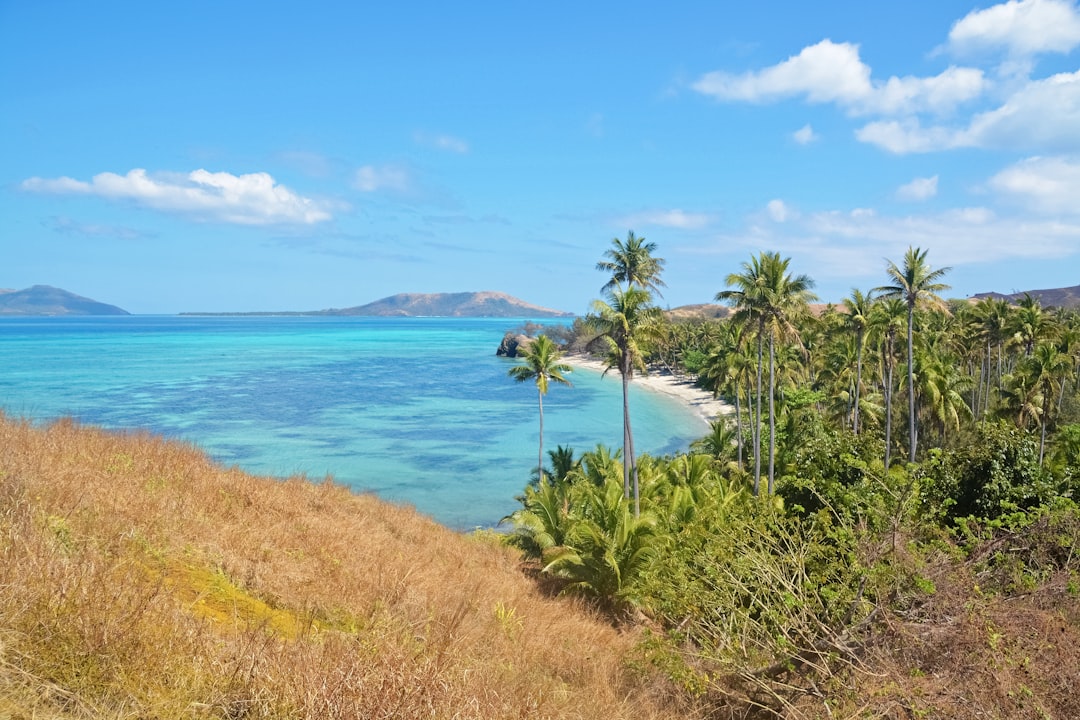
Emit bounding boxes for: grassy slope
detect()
[3,413,1079,719]
[0,415,684,720]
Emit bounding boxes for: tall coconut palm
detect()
[875,247,951,462]
[699,320,750,470]
[596,230,667,298]
[1012,293,1053,357]
[1020,343,1071,464]
[843,288,875,434]
[508,334,572,483]
[718,251,816,493]
[972,296,1012,416]
[717,255,769,493]
[758,252,817,492]
[586,285,662,516]
[869,297,907,470]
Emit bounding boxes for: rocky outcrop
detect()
[496,332,533,357]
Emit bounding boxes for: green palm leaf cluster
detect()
[503,446,747,612]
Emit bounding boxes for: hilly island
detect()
[182,291,575,318]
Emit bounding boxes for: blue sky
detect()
[3,0,1080,314]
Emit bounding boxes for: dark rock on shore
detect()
[496,332,533,357]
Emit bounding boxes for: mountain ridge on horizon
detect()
[5,283,1080,317]
[180,291,576,318]
[0,285,130,316]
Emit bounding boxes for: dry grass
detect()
[0,414,691,719]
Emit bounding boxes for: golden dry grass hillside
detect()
[0,414,688,719]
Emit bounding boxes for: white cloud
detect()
[21,168,331,225]
[353,164,411,193]
[965,70,1080,150]
[766,199,794,222]
[857,70,1080,153]
[793,124,819,144]
[897,175,939,201]
[619,209,714,230]
[721,204,1077,287]
[989,155,1080,213]
[948,0,1080,57]
[414,132,469,153]
[692,39,986,116]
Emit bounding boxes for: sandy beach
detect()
[561,354,732,427]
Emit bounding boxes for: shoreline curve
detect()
[560,354,733,428]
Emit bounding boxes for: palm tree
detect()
[1012,293,1053,357]
[508,334,572,483]
[1020,343,1071,464]
[843,288,874,434]
[596,230,666,298]
[717,254,770,494]
[869,296,907,469]
[875,247,951,462]
[698,321,750,470]
[690,417,739,465]
[757,252,817,493]
[585,285,662,516]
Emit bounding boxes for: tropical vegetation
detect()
[502,239,1080,718]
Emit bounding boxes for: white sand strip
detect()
[561,354,733,427]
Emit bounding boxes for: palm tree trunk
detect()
[884,338,894,470]
[907,305,917,462]
[621,370,631,500]
[1039,413,1047,466]
[735,378,744,470]
[768,334,776,494]
[854,330,864,434]
[537,389,545,483]
[754,322,763,495]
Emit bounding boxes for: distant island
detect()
[972,283,1080,308]
[0,285,129,316]
[182,291,575,318]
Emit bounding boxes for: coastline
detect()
[560,354,733,427]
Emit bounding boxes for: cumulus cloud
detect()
[711,203,1077,287]
[857,70,1080,153]
[766,199,795,222]
[21,169,331,225]
[948,0,1080,57]
[692,39,986,116]
[793,124,819,144]
[989,155,1080,213]
[619,209,714,230]
[353,164,411,193]
[897,175,939,200]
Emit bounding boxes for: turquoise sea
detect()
[0,316,709,529]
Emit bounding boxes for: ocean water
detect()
[0,316,709,528]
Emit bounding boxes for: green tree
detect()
[875,246,951,462]
[586,286,663,516]
[1020,342,1071,464]
[843,288,875,434]
[717,254,771,493]
[869,296,907,469]
[699,321,750,469]
[757,252,817,493]
[508,334,572,482]
[596,230,667,298]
